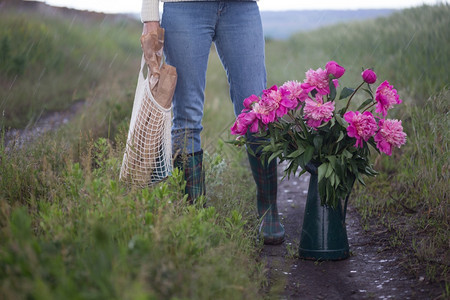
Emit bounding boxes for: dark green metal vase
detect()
[298,163,350,261]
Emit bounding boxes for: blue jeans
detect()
[161,1,266,154]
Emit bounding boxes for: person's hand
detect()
[142,21,160,35]
[141,21,163,90]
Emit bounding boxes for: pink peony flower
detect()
[279,85,299,110]
[361,69,377,84]
[332,79,339,89]
[230,110,259,135]
[375,80,402,117]
[344,111,378,148]
[243,94,259,110]
[257,85,294,121]
[230,113,248,135]
[254,96,277,125]
[301,67,330,95]
[374,119,407,156]
[246,112,259,133]
[326,61,345,79]
[281,80,308,104]
[303,95,335,128]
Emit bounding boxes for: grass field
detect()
[1,3,449,299]
[263,5,449,293]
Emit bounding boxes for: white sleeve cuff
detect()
[141,0,160,22]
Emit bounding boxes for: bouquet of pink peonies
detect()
[230,61,407,207]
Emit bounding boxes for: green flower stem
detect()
[343,81,365,113]
[287,130,297,146]
[288,110,310,139]
[362,101,377,113]
[300,118,311,140]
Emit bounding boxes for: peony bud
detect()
[361,69,377,84]
[326,61,345,78]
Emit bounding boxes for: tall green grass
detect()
[266,3,450,291]
[352,89,449,287]
[265,4,449,102]
[266,3,449,292]
[0,133,263,299]
[0,9,141,129]
[0,7,265,300]
[1,3,449,299]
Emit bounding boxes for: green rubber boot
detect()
[174,150,205,204]
[247,152,285,245]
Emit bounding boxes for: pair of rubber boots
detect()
[174,150,285,245]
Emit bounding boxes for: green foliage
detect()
[0,10,141,129]
[238,70,384,208]
[265,4,450,101]
[262,3,449,288]
[0,134,262,299]
[257,116,372,208]
[0,19,59,76]
[353,89,449,285]
[1,3,449,298]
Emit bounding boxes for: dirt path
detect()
[261,161,441,299]
[3,100,85,149]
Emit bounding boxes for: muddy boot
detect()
[174,150,205,204]
[247,151,285,245]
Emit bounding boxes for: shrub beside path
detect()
[261,161,442,299]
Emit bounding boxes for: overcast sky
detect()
[35,0,446,14]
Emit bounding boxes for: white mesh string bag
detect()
[120,55,173,187]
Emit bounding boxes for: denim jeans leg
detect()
[213,2,267,152]
[213,3,284,244]
[213,2,267,117]
[161,2,217,154]
[162,2,266,154]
